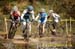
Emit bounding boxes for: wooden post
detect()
[69,17,72,47]
[5,17,8,39]
[5,17,8,33]
[70,17,72,33]
[65,19,68,47]
[66,19,68,34]
[66,19,68,35]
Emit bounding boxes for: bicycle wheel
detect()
[8,23,13,39]
[39,24,43,38]
[11,26,17,39]
[45,22,52,36]
[8,23,17,39]
[23,23,29,41]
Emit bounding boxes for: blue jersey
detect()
[39,12,47,22]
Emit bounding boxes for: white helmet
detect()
[13,6,18,11]
[40,8,45,12]
[49,10,54,13]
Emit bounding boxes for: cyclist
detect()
[48,10,60,34]
[35,8,48,37]
[21,6,35,37]
[8,6,20,39]
[10,6,20,21]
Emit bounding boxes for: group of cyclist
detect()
[8,5,60,39]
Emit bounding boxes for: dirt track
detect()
[0,35,72,49]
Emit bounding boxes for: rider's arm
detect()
[35,14,40,21]
[17,11,20,16]
[10,11,12,16]
[31,11,35,20]
[55,13,60,21]
[10,10,14,19]
[21,9,27,20]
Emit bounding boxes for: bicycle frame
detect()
[39,23,43,37]
[23,22,29,41]
[8,20,18,39]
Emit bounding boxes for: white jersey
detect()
[51,13,60,23]
[21,9,35,20]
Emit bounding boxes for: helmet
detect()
[40,8,45,12]
[13,6,18,11]
[27,6,34,11]
[49,10,54,13]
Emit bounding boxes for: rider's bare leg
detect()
[42,23,45,34]
[38,22,40,29]
[22,22,26,33]
[28,22,31,36]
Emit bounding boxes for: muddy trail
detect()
[0,34,73,49]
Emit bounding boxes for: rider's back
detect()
[51,13,60,22]
[10,10,20,20]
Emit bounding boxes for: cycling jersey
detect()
[52,13,60,23]
[21,9,34,22]
[36,12,48,24]
[10,11,20,21]
[24,12,31,19]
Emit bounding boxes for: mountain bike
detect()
[8,20,18,39]
[39,23,44,38]
[45,21,56,36]
[46,21,65,36]
[23,22,30,41]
